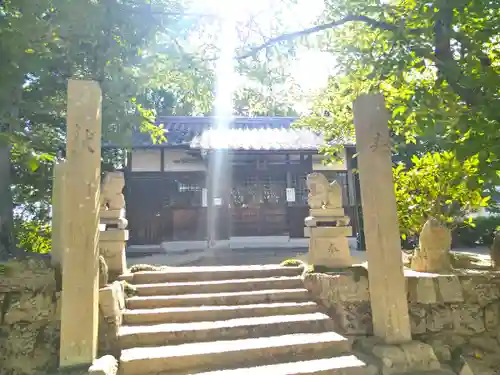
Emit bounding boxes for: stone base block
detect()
[99,241,126,279]
[309,236,353,268]
[305,215,350,227]
[405,274,467,304]
[100,209,125,219]
[100,217,128,229]
[310,208,345,217]
[100,229,128,242]
[304,225,352,238]
[368,341,441,375]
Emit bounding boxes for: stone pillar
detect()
[99,171,128,280]
[59,79,102,367]
[353,93,412,344]
[304,172,353,268]
[51,161,67,268]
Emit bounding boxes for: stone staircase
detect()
[118,265,374,375]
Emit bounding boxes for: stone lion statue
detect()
[411,217,452,273]
[100,172,125,210]
[306,172,343,209]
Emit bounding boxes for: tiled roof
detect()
[131,116,351,150]
[190,127,324,150]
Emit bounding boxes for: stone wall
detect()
[98,281,127,358]
[0,256,60,375]
[303,270,500,373]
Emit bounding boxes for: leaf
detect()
[392,106,407,118]
[28,157,40,172]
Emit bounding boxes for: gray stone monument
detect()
[304,172,353,268]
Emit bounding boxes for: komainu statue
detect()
[411,217,452,273]
[100,172,125,210]
[306,172,343,209]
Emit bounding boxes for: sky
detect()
[189,0,336,113]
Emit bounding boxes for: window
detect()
[168,173,205,207]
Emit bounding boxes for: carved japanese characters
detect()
[306,172,343,209]
[411,217,452,273]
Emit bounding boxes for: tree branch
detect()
[433,5,484,108]
[452,31,495,70]
[235,14,425,60]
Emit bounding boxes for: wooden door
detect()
[125,173,173,245]
[231,168,287,236]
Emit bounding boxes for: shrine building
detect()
[123,116,361,246]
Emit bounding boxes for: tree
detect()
[233,87,298,116]
[394,151,490,239]
[235,0,500,183]
[0,0,214,259]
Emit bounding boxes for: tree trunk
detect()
[0,144,16,261]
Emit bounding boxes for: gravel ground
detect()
[126,246,491,268]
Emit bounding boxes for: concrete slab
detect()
[129,236,356,254]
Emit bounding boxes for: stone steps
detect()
[118,265,372,375]
[123,301,319,325]
[118,312,336,349]
[133,276,304,296]
[119,332,352,375]
[192,355,372,375]
[124,265,303,284]
[126,288,310,309]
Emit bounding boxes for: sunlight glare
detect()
[207,0,238,245]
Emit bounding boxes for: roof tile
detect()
[129,116,352,150]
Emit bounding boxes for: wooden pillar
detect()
[59,79,102,367]
[207,150,231,242]
[51,161,67,268]
[160,148,165,172]
[353,93,412,344]
[346,146,365,250]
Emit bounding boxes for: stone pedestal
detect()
[305,219,353,268]
[99,172,128,280]
[304,173,353,268]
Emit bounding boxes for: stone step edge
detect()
[120,331,350,362]
[133,275,303,289]
[131,265,303,273]
[122,302,320,325]
[123,301,318,315]
[118,265,304,283]
[191,355,369,375]
[126,288,309,303]
[128,265,303,281]
[118,312,331,336]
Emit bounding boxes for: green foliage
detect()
[280,258,305,267]
[15,220,52,254]
[393,151,490,237]
[452,215,500,248]
[288,0,500,185]
[0,0,216,258]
